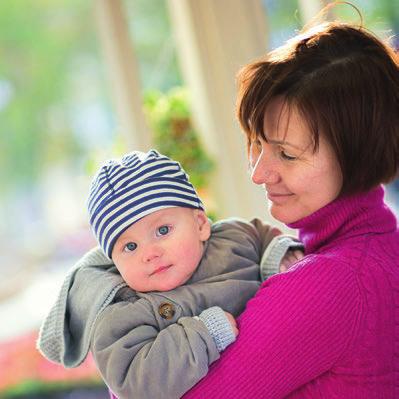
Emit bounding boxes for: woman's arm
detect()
[184,256,361,398]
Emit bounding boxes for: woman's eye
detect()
[124,242,137,252]
[157,225,170,236]
[280,150,297,161]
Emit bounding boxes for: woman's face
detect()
[250,97,343,224]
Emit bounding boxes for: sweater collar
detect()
[287,185,397,254]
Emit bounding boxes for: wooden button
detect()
[158,302,175,320]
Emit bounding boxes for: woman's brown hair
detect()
[237,20,399,195]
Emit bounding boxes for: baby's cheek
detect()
[178,242,204,270]
[120,269,142,291]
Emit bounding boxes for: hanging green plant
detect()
[143,87,214,190]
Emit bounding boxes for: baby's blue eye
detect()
[124,242,137,252]
[157,225,170,236]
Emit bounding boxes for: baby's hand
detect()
[280,249,304,272]
[224,311,239,337]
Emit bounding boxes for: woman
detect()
[184,17,399,399]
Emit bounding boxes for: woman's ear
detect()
[195,210,211,241]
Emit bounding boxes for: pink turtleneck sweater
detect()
[184,186,399,398]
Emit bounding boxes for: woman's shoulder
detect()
[260,253,362,303]
[249,254,364,340]
[283,252,357,278]
[320,231,399,280]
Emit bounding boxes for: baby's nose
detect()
[142,245,163,263]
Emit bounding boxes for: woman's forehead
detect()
[263,98,314,150]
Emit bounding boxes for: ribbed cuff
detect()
[198,306,236,352]
[260,235,304,281]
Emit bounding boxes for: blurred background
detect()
[0,0,398,398]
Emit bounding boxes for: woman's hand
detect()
[224,311,239,337]
[280,249,304,272]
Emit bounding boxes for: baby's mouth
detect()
[150,265,172,276]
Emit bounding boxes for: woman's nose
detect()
[251,153,280,185]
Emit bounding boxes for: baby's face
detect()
[111,207,211,292]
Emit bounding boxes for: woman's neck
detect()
[287,185,396,254]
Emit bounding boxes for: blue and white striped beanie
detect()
[87,149,204,258]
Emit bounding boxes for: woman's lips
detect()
[267,192,294,203]
[151,265,172,276]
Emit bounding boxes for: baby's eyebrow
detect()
[118,237,137,247]
[148,217,171,231]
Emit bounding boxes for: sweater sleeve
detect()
[183,256,362,398]
[92,297,223,399]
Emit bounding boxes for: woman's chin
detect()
[270,204,300,225]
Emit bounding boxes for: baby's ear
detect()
[196,210,211,241]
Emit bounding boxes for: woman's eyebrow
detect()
[266,138,304,150]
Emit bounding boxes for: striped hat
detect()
[87,149,204,258]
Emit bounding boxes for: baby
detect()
[38,150,303,399]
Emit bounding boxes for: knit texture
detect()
[260,235,304,281]
[88,150,204,258]
[198,306,236,352]
[184,186,399,398]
